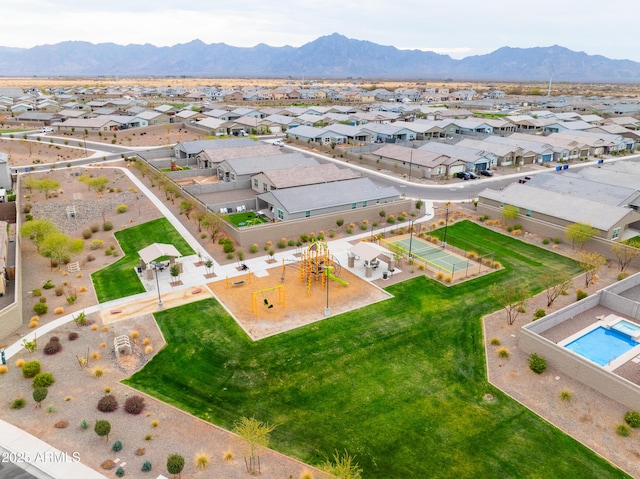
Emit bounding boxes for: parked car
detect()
[455,171,470,180]
[273,139,284,147]
[40,127,54,133]
[467,171,478,180]
[518,176,532,184]
[480,169,494,177]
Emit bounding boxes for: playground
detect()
[208,243,392,340]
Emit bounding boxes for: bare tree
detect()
[578,250,606,288]
[540,268,573,307]
[611,241,640,273]
[489,282,529,325]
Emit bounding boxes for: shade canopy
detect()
[138,243,181,264]
[348,241,390,262]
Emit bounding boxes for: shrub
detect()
[529,353,547,374]
[97,394,119,412]
[32,372,55,388]
[618,272,629,281]
[112,440,123,452]
[11,398,26,409]
[151,420,159,428]
[195,452,209,470]
[387,215,396,224]
[15,359,25,368]
[223,451,234,462]
[22,360,41,378]
[43,280,55,289]
[287,239,296,246]
[43,341,62,355]
[90,223,100,233]
[82,229,93,239]
[336,218,344,227]
[249,243,258,254]
[166,454,185,477]
[624,411,640,428]
[103,221,113,231]
[90,239,104,250]
[277,239,287,248]
[39,297,47,303]
[223,241,235,254]
[617,424,631,437]
[54,420,69,429]
[0,365,7,374]
[553,237,562,244]
[54,307,64,315]
[576,289,588,301]
[497,348,509,358]
[115,467,125,477]
[32,288,42,297]
[33,303,48,315]
[145,345,153,355]
[116,204,128,213]
[80,419,89,430]
[542,238,550,245]
[141,461,152,472]
[533,308,547,319]
[490,338,501,346]
[124,395,146,415]
[559,390,572,402]
[136,448,146,456]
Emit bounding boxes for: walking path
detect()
[0,161,436,478]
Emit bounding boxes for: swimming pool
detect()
[610,319,640,338]
[565,326,638,366]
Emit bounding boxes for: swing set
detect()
[251,285,286,317]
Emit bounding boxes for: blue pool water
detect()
[611,319,640,336]
[565,326,638,366]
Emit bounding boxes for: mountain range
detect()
[1,33,639,83]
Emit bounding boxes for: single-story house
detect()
[251,163,360,193]
[174,138,255,160]
[196,143,282,169]
[257,177,401,221]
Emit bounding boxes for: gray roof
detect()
[479,183,634,231]
[223,153,318,176]
[261,163,360,189]
[419,142,495,163]
[571,165,640,191]
[200,144,282,163]
[176,138,255,155]
[527,172,639,206]
[258,177,400,214]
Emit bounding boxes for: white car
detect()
[40,127,54,133]
[273,140,285,147]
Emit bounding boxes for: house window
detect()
[263,183,268,192]
[612,227,620,240]
[305,210,310,218]
[525,210,531,217]
[277,209,284,220]
[376,199,380,204]
[499,202,504,208]
[352,203,357,209]
[362,201,367,207]
[253,179,258,187]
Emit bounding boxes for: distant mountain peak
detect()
[0,35,636,82]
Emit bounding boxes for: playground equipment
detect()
[226,271,252,288]
[298,241,347,296]
[251,285,286,317]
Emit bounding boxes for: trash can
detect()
[348,255,355,268]
[382,271,388,280]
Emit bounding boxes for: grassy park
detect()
[123,222,628,478]
[91,217,194,302]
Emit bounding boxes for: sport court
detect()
[391,236,482,280]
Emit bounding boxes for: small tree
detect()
[166,453,185,478]
[578,250,606,288]
[501,204,519,223]
[179,199,196,219]
[611,241,640,273]
[237,249,245,267]
[490,282,529,325]
[202,211,223,243]
[95,420,111,441]
[36,178,60,199]
[540,268,573,307]
[170,264,180,282]
[41,232,84,269]
[233,416,277,475]
[204,258,214,275]
[32,387,48,408]
[88,177,109,193]
[20,219,57,253]
[565,222,597,249]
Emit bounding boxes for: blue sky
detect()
[5,0,639,62]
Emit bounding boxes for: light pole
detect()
[434,206,449,249]
[325,269,330,316]
[152,261,163,309]
[408,149,413,181]
[408,219,416,258]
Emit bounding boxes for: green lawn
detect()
[91,217,195,302]
[124,221,627,478]
[226,211,268,227]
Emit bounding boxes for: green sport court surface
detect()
[391,236,481,277]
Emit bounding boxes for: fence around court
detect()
[378,235,495,281]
